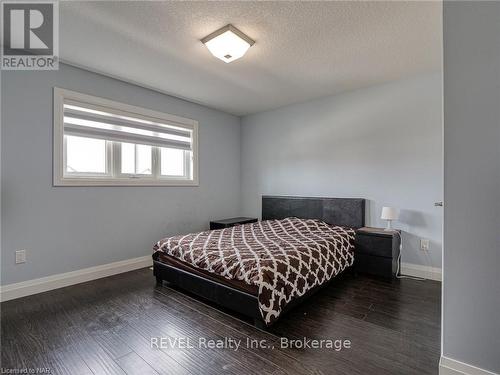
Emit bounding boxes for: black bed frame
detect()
[153,195,366,329]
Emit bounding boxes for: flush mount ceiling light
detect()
[201,24,255,63]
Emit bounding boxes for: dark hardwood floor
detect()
[1,268,441,375]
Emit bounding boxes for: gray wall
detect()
[443,2,500,372]
[1,64,241,285]
[241,73,443,268]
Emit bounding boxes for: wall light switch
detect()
[15,249,26,264]
[420,239,430,251]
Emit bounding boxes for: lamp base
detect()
[384,220,393,231]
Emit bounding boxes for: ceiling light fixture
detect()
[201,24,255,63]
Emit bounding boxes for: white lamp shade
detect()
[202,24,255,64]
[381,207,399,221]
[204,30,251,63]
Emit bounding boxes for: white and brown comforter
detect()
[153,217,355,325]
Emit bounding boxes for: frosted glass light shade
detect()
[381,207,399,221]
[202,25,255,63]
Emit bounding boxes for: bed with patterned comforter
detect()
[153,217,355,325]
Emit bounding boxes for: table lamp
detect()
[381,206,399,231]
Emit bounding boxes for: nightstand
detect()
[209,217,258,230]
[354,227,401,279]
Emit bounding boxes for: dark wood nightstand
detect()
[209,217,258,230]
[354,227,401,279]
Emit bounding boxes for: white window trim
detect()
[53,87,199,186]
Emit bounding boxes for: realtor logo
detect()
[1,1,59,70]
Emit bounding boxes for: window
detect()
[53,88,198,186]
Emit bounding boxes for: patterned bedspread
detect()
[153,217,355,325]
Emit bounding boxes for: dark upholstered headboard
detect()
[262,195,366,229]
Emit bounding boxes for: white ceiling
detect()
[60,1,442,116]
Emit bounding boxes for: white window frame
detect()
[53,87,199,186]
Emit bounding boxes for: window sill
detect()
[53,177,199,187]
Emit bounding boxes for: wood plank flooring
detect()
[1,268,441,375]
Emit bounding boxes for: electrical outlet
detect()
[420,239,430,251]
[15,249,26,264]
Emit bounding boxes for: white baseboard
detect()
[401,262,442,281]
[440,356,499,375]
[0,255,153,302]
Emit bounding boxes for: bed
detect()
[153,195,365,328]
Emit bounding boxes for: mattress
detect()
[153,217,355,325]
[156,252,258,295]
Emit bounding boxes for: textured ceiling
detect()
[60,1,442,116]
